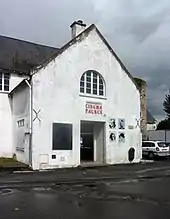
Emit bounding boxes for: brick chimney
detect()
[70,20,87,39]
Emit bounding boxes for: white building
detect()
[0,21,142,170]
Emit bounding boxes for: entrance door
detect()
[80,121,105,164]
[93,122,105,163]
[81,123,94,162]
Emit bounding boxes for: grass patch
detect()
[0,157,26,168]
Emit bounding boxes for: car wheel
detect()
[148,152,154,160]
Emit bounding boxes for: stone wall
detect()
[134,78,147,140]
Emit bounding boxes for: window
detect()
[80,70,105,96]
[17,119,25,127]
[52,123,72,150]
[0,73,10,92]
[142,142,155,147]
[157,142,167,147]
[148,142,155,147]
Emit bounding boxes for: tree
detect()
[157,119,170,130]
[163,91,170,119]
[156,91,170,130]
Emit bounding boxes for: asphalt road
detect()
[1,159,170,218]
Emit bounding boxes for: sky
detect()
[0,0,170,120]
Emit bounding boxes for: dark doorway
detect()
[128,147,135,162]
[81,122,94,162]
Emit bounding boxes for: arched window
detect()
[80,70,105,96]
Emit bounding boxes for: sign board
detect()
[85,102,102,115]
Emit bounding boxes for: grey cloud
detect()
[123,3,170,42]
[97,1,170,121]
[0,0,170,120]
[0,0,97,46]
[147,85,167,120]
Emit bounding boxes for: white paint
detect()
[147,123,157,131]
[31,28,142,170]
[11,82,30,165]
[71,21,87,38]
[0,74,27,157]
[140,159,154,163]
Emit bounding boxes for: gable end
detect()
[33,24,140,91]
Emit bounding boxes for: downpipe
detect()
[25,78,33,168]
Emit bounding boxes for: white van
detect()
[142,141,169,159]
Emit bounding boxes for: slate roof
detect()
[0,35,59,74]
[147,110,156,124]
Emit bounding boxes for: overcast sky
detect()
[0,0,170,120]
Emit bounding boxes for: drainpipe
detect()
[25,77,33,167]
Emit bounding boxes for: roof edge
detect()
[94,26,140,91]
[9,79,28,96]
[32,24,142,91]
[0,34,59,50]
[0,67,29,75]
[32,24,95,73]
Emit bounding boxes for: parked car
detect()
[165,142,170,155]
[142,141,169,159]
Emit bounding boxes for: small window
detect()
[17,119,25,127]
[52,155,56,159]
[80,70,105,97]
[0,73,10,92]
[52,123,72,150]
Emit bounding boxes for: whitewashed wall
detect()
[147,123,157,131]
[11,82,30,164]
[32,28,141,170]
[0,74,26,157]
